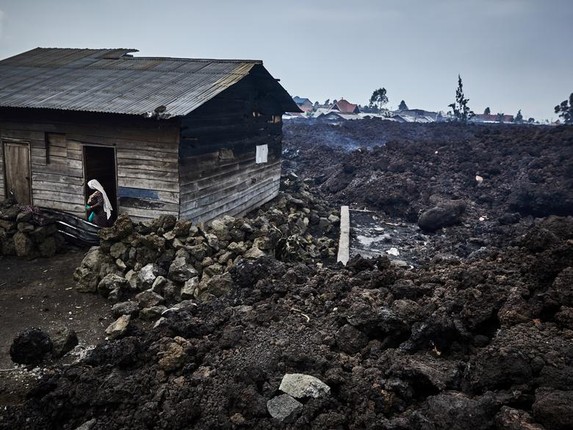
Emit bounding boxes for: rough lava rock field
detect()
[1,120,573,429]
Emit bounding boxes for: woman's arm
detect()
[87,192,103,210]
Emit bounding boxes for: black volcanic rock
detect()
[10,328,53,365]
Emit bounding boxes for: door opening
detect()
[83,146,117,222]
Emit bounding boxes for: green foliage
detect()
[484,107,491,115]
[515,109,523,124]
[448,75,474,122]
[369,88,388,111]
[554,93,573,124]
[398,100,408,111]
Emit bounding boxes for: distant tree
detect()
[514,109,523,124]
[448,75,474,122]
[324,99,330,107]
[369,88,388,111]
[398,100,408,111]
[484,107,491,115]
[554,93,573,124]
[528,117,535,123]
[496,112,505,123]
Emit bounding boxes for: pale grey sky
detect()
[0,0,572,121]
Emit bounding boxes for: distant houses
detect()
[472,113,515,124]
[287,96,531,125]
[287,96,445,124]
[391,109,444,123]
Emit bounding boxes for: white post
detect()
[337,206,350,265]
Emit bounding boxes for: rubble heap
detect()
[73,175,339,326]
[3,123,573,430]
[0,201,65,258]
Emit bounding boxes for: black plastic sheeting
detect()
[39,207,101,246]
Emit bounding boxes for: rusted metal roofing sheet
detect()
[0,47,299,117]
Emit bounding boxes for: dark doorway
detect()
[83,146,117,222]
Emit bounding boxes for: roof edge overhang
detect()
[249,64,302,113]
[0,105,181,123]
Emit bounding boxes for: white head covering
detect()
[88,179,113,220]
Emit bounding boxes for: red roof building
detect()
[332,98,360,114]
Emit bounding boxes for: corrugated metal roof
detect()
[0,48,299,117]
[332,99,359,114]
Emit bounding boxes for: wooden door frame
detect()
[2,138,32,205]
[82,143,118,218]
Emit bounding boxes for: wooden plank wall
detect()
[0,134,4,200]
[179,78,284,223]
[0,109,180,222]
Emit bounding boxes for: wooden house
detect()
[292,96,314,113]
[332,99,359,114]
[0,48,300,223]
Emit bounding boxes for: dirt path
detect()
[0,249,113,370]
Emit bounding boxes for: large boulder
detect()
[10,328,53,365]
[414,391,497,430]
[418,200,466,232]
[13,231,34,257]
[533,388,573,430]
[74,247,114,293]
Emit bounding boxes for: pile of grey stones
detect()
[0,201,64,258]
[74,179,340,331]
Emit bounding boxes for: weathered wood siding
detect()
[0,109,180,222]
[179,78,284,222]
[0,132,4,200]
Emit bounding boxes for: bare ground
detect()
[0,249,112,403]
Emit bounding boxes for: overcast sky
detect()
[0,0,571,121]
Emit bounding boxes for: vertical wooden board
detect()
[3,141,32,204]
[0,142,4,200]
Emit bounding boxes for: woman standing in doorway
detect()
[86,179,113,227]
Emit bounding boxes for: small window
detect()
[256,144,268,164]
[44,132,66,165]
